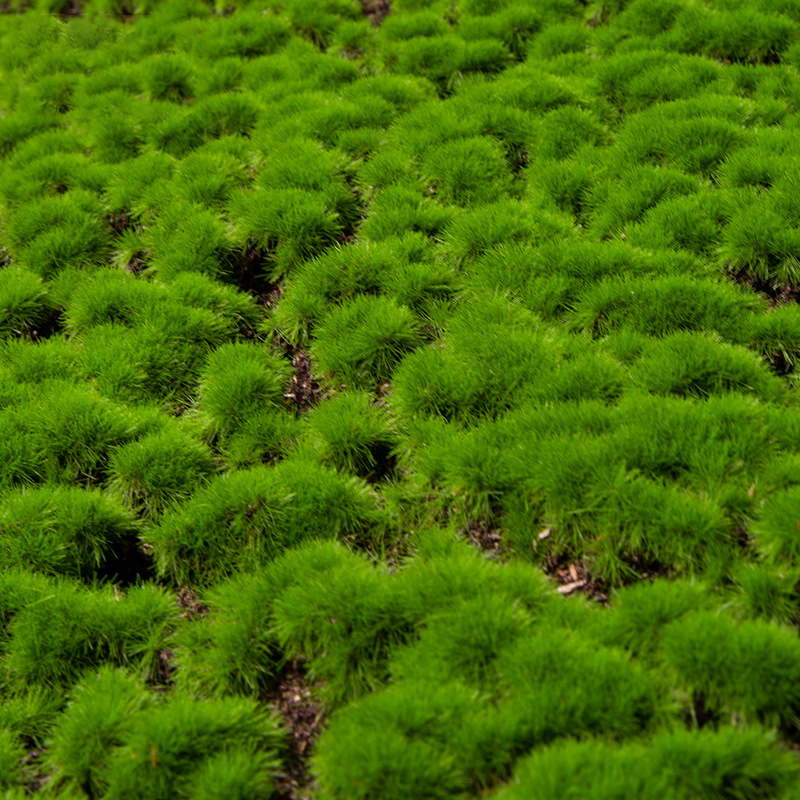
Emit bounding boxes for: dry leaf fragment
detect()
[557,580,587,595]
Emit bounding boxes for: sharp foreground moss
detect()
[4,0,800,796]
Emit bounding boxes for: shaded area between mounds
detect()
[269,660,326,800]
[467,520,510,560]
[726,263,800,308]
[544,551,611,604]
[229,238,284,312]
[359,0,391,27]
[284,347,323,414]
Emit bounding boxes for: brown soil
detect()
[340,45,365,60]
[268,660,326,800]
[284,348,323,414]
[544,552,610,603]
[726,263,800,308]
[176,586,208,620]
[154,648,175,689]
[467,520,510,560]
[108,210,133,235]
[60,0,82,15]
[359,0,391,27]
[124,254,148,276]
[621,553,673,583]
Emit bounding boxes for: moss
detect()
[3,3,800,795]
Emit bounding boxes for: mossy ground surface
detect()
[4,0,800,796]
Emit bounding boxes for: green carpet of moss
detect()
[3,0,800,796]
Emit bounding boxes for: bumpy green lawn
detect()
[3,0,800,796]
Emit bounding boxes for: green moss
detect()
[0,486,138,579]
[104,694,283,800]
[3,3,800,794]
[108,428,216,517]
[5,582,178,690]
[147,459,381,585]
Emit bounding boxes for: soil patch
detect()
[544,552,610,603]
[284,348,322,414]
[59,0,82,16]
[726,263,800,307]
[153,648,175,689]
[467,520,510,560]
[108,210,134,235]
[124,253,148,276]
[176,586,208,620]
[621,553,673,583]
[359,0,391,27]
[21,749,47,794]
[268,660,326,800]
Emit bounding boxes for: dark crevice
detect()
[176,586,208,620]
[543,550,611,603]
[726,263,800,307]
[151,648,175,691]
[767,349,794,376]
[285,348,323,415]
[108,210,134,235]
[21,748,48,795]
[359,0,391,27]
[362,440,397,484]
[686,692,719,730]
[338,178,367,244]
[339,45,365,60]
[96,540,155,588]
[59,0,82,16]
[345,526,412,570]
[124,252,148,276]
[22,307,63,342]
[109,211,149,275]
[730,520,755,553]
[509,145,529,178]
[267,659,326,800]
[620,553,674,584]
[467,520,510,560]
[229,239,284,309]
[115,0,135,16]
